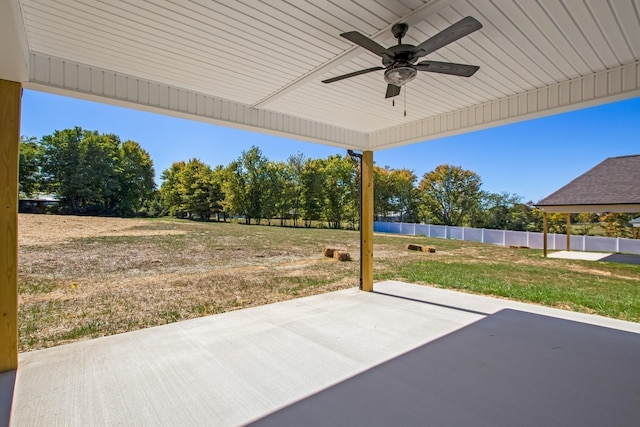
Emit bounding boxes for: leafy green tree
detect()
[389,168,418,222]
[19,136,42,197]
[80,132,121,213]
[40,127,84,211]
[322,155,357,229]
[547,212,568,234]
[222,159,247,221]
[600,213,633,238]
[300,157,325,227]
[116,140,156,216]
[510,201,541,232]
[418,164,482,226]
[373,166,394,221]
[160,159,222,220]
[267,161,290,226]
[179,159,217,220]
[286,153,305,226]
[222,146,269,224]
[160,161,187,217]
[575,212,598,236]
[209,165,226,221]
[479,192,532,230]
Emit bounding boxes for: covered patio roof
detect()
[2,0,640,150]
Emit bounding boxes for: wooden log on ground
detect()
[333,251,351,261]
[323,247,336,258]
[407,244,436,253]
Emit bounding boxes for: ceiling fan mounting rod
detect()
[392,23,409,43]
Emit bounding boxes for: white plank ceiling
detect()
[3,0,640,150]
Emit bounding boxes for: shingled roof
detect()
[536,155,640,213]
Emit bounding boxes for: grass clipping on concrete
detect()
[19,214,640,351]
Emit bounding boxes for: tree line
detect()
[157,146,545,231]
[19,127,636,236]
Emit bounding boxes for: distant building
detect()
[19,194,60,213]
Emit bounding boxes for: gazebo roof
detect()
[536,155,640,213]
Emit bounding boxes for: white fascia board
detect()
[26,53,369,150]
[536,204,640,214]
[369,61,640,150]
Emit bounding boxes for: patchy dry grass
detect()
[18,214,640,351]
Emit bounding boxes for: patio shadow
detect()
[0,370,16,427]
[600,253,640,265]
[247,309,640,427]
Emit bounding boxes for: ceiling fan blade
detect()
[411,16,482,59]
[322,67,384,84]
[385,84,401,98]
[415,61,479,77]
[340,31,394,60]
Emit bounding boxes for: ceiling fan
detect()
[322,16,482,98]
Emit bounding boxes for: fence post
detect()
[503,230,506,247]
[616,238,620,253]
[526,231,530,247]
[583,235,586,251]
[445,225,448,239]
[481,228,485,243]
[413,223,416,236]
[462,227,465,241]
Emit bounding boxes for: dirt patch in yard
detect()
[19,215,185,245]
[18,214,368,351]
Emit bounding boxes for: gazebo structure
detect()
[536,155,640,256]
[2,1,640,424]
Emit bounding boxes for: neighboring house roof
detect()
[536,155,640,213]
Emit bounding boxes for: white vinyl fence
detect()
[374,222,640,255]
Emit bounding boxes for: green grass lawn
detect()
[379,254,640,321]
[18,214,640,351]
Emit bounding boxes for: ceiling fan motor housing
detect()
[383,44,417,66]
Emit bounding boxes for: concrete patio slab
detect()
[548,250,640,265]
[547,250,612,261]
[9,281,640,426]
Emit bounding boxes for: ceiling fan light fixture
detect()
[384,65,417,86]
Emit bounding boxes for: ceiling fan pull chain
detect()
[404,88,407,117]
[392,99,395,107]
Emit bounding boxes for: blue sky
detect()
[20,89,639,203]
